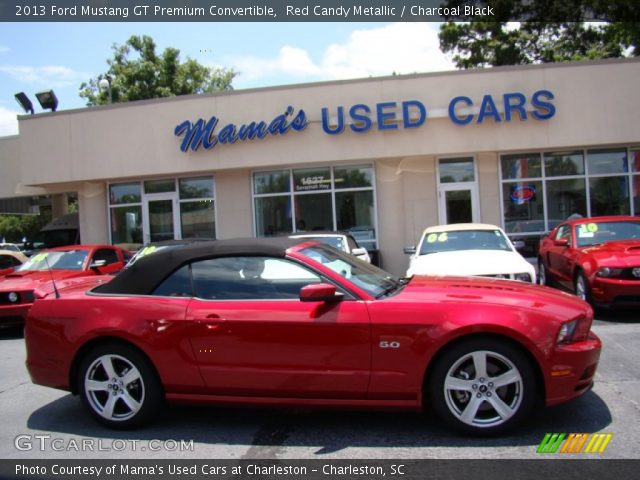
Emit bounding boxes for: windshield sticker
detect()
[578,224,598,237]
[427,233,438,243]
[31,253,48,262]
[427,233,448,243]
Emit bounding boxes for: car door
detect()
[185,255,371,399]
[88,248,125,274]
[546,224,574,286]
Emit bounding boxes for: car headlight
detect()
[514,273,532,282]
[633,267,640,278]
[596,267,624,278]
[557,319,578,344]
[8,292,19,303]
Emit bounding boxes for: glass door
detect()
[437,157,480,225]
[143,193,180,244]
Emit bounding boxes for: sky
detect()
[0,22,455,136]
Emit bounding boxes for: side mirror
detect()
[299,283,343,303]
[351,247,368,256]
[89,259,107,270]
[554,238,570,248]
[403,246,416,255]
[512,240,526,250]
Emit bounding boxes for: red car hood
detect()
[400,275,591,320]
[0,270,90,292]
[581,240,640,266]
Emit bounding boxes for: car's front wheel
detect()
[78,343,163,429]
[428,338,537,436]
[538,261,548,286]
[574,271,591,304]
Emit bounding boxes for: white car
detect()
[290,231,371,263]
[404,223,536,282]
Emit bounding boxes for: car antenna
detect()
[43,254,61,299]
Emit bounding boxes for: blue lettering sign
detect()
[175,106,308,152]
[402,100,427,128]
[448,96,474,125]
[531,90,556,120]
[322,106,345,135]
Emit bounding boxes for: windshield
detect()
[419,229,512,255]
[18,250,88,271]
[299,244,399,298]
[575,220,640,247]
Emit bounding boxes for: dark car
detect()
[538,215,640,306]
[26,238,600,435]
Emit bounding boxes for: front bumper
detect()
[545,332,602,406]
[0,304,31,327]
[590,277,640,306]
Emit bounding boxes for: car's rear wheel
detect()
[574,271,591,304]
[429,338,536,436]
[78,343,162,429]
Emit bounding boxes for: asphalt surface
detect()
[0,310,638,460]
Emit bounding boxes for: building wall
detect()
[0,136,21,198]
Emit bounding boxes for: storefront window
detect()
[179,177,214,199]
[546,179,587,221]
[502,181,545,233]
[253,164,377,248]
[587,149,628,175]
[110,205,142,244]
[589,176,630,216]
[180,200,215,239]
[109,183,141,205]
[254,170,290,194]
[334,165,373,188]
[439,157,475,183]
[144,179,175,194]
[544,151,584,176]
[501,153,541,180]
[255,196,292,237]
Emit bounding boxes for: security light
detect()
[14,92,34,114]
[35,90,59,112]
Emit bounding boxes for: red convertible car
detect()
[538,216,640,306]
[0,245,129,327]
[26,238,601,435]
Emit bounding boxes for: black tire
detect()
[574,271,591,305]
[428,338,537,436]
[78,343,163,429]
[538,261,548,286]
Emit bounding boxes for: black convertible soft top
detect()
[93,237,306,295]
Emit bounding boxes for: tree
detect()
[438,0,640,69]
[80,35,236,105]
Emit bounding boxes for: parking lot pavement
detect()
[1,315,639,460]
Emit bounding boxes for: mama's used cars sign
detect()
[174,90,555,152]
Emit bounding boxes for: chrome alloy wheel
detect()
[443,350,523,429]
[575,274,588,302]
[84,354,145,422]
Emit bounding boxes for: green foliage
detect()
[0,213,51,243]
[80,35,236,106]
[439,0,639,68]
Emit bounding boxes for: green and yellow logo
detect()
[537,433,613,454]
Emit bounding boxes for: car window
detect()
[419,229,512,255]
[18,250,88,271]
[92,248,119,265]
[0,254,21,269]
[152,264,193,297]
[575,220,640,247]
[555,225,571,242]
[191,256,322,300]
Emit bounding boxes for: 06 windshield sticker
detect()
[427,232,448,243]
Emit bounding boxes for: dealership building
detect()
[1,57,639,276]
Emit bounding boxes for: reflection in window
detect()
[439,157,475,183]
[180,201,215,238]
[334,165,373,188]
[255,196,292,236]
[587,149,628,175]
[254,170,290,194]
[294,194,332,231]
[546,179,587,221]
[589,176,630,216]
[179,177,214,199]
[110,206,142,244]
[109,183,141,205]
[336,191,375,249]
[144,179,176,194]
[544,151,584,176]
[501,154,542,180]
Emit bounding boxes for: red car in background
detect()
[0,245,129,328]
[538,216,640,306]
[26,238,600,436]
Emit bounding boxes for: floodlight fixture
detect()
[15,92,34,114]
[35,90,59,112]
